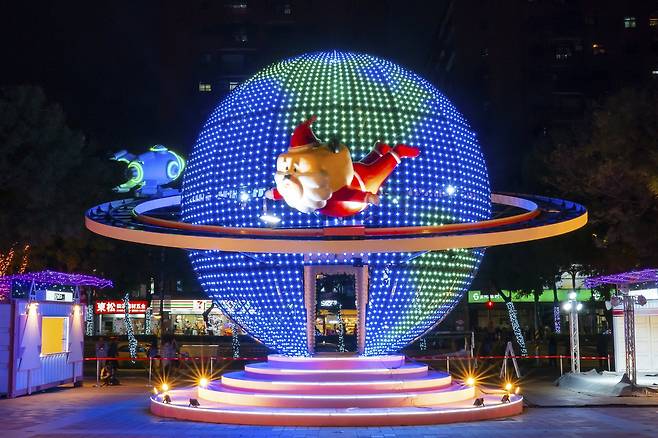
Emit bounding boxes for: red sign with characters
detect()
[94,300,149,314]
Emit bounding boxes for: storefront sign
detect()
[193,300,205,312]
[44,290,74,302]
[468,289,595,304]
[95,300,148,314]
[150,299,214,314]
[320,299,338,307]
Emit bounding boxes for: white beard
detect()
[274,171,333,214]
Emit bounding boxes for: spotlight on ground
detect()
[473,397,485,407]
[199,377,209,388]
[504,382,513,392]
[515,386,521,395]
[465,376,476,386]
[152,387,159,395]
[501,393,510,403]
[161,383,169,392]
[189,398,201,408]
[163,394,171,404]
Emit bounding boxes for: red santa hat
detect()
[289,115,320,149]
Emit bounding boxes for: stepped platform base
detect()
[151,390,523,426]
[150,354,523,426]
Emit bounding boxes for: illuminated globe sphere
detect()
[181,51,490,356]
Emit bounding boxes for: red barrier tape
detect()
[410,354,609,360]
[85,354,609,361]
[85,356,267,361]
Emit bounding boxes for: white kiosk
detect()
[0,270,112,397]
[587,269,658,386]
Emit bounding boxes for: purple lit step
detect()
[197,382,476,408]
[244,361,429,381]
[266,354,406,370]
[220,370,452,394]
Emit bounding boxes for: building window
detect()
[624,16,637,28]
[41,317,69,355]
[228,1,247,10]
[652,69,658,76]
[555,46,572,60]
[480,47,489,57]
[592,43,606,55]
[198,83,212,92]
[229,81,240,90]
[233,29,248,43]
[650,16,658,27]
[283,3,292,15]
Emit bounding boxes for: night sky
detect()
[1,2,161,146]
[1,1,445,154]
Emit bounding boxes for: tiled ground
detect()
[1,378,657,437]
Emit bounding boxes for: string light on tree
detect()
[18,244,30,273]
[123,293,138,363]
[553,305,561,333]
[85,304,95,336]
[505,301,528,356]
[145,307,153,335]
[337,302,346,353]
[231,322,240,358]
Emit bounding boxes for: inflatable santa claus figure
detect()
[266,116,420,218]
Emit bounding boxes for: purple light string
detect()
[585,268,658,288]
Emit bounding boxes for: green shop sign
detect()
[468,289,599,304]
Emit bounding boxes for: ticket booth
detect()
[0,270,112,397]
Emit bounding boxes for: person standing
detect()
[548,334,558,368]
[96,336,108,378]
[147,338,159,359]
[95,336,108,374]
[107,338,118,371]
[162,338,175,374]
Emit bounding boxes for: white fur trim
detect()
[353,171,366,192]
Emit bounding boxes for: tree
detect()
[541,85,658,270]
[0,85,202,295]
[0,85,129,276]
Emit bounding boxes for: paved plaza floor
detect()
[1,377,657,437]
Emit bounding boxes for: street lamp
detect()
[563,290,582,373]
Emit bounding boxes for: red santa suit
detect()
[270,117,420,218]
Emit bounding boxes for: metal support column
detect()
[569,305,580,373]
[621,285,636,385]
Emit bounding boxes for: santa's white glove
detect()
[265,189,275,200]
[366,193,380,206]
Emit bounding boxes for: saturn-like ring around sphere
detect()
[85,193,586,254]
